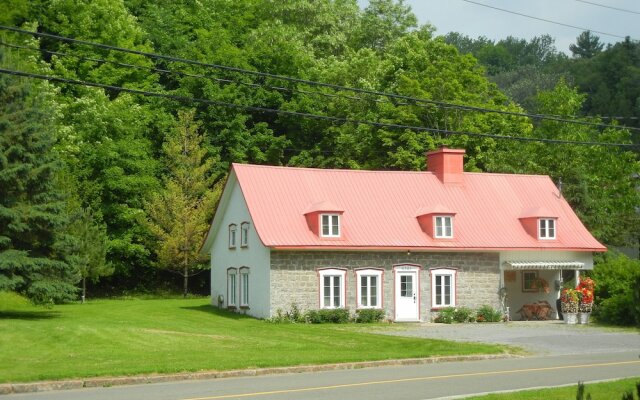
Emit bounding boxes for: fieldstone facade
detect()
[269,250,501,321]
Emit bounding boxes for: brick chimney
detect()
[426,147,465,184]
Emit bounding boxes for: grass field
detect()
[0,292,511,383]
[467,378,640,399]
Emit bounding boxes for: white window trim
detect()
[355,269,383,309]
[320,214,341,238]
[228,224,237,249]
[538,218,556,240]
[239,267,250,307]
[430,268,457,309]
[227,268,238,307]
[318,268,347,309]
[434,215,453,239]
[240,222,250,247]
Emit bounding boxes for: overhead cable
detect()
[0,67,636,149]
[1,24,637,133]
[461,0,630,40]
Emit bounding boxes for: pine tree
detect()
[145,110,220,297]
[0,49,79,304]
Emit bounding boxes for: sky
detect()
[361,0,640,54]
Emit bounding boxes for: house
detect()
[200,148,606,321]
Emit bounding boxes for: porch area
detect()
[500,261,586,321]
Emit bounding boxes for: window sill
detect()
[430,306,455,311]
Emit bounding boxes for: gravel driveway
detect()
[386,321,640,356]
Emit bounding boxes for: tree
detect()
[488,81,640,247]
[0,44,79,304]
[570,31,604,59]
[65,207,112,303]
[145,110,220,297]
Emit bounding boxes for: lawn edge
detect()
[0,353,520,395]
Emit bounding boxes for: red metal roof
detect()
[232,163,606,252]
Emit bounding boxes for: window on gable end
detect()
[229,224,237,249]
[320,214,340,238]
[239,267,249,307]
[539,218,556,240]
[240,222,249,247]
[227,268,238,307]
[434,216,453,239]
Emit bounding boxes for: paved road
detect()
[6,353,640,400]
[6,322,640,400]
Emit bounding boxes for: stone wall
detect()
[269,250,501,321]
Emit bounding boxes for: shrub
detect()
[476,305,502,322]
[592,252,640,326]
[453,307,475,323]
[305,308,350,324]
[354,309,385,323]
[433,307,455,324]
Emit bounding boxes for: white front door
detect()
[394,267,419,321]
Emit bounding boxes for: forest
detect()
[0,0,638,303]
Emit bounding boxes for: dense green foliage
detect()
[592,252,640,326]
[0,45,79,304]
[0,1,638,298]
[0,294,509,382]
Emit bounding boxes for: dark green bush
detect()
[592,253,640,326]
[354,309,385,323]
[306,308,350,324]
[433,307,455,324]
[476,305,503,322]
[453,307,475,323]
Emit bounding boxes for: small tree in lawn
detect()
[66,207,112,303]
[145,110,220,297]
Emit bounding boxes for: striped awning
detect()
[503,261,585,270]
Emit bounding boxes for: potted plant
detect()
[560,288,579,324]
[577,277,595,324]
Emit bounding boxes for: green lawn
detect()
[467,378,640,399]
[0,292,511,383]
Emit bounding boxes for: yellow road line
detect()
[184,360,640,400]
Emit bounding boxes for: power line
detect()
[1,25,637,133]
[575,0,640,15]
[461,0,630,40]
[1,67,636,149]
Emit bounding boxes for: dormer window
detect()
[321,214,340,237]
[539,218,556,240]
[434,216,453,239]
[228,224,237,248]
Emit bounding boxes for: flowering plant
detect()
[530,277,550,293]
[560,288,579,313]
[577,277,595,313]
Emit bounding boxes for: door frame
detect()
[393,264,421,322]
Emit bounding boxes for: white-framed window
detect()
[228,224,237,248]
[356,269,383,309]
[239,267,249,307]
[240,222,250,247]
[434,215,453,238]
[318,268,346,308]
[430,268,457,308]
[227,268,237,307]
[320,214,340,238]
[538,218,556,239]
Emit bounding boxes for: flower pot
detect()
[564,312,578,324]
[578,312,590,324]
